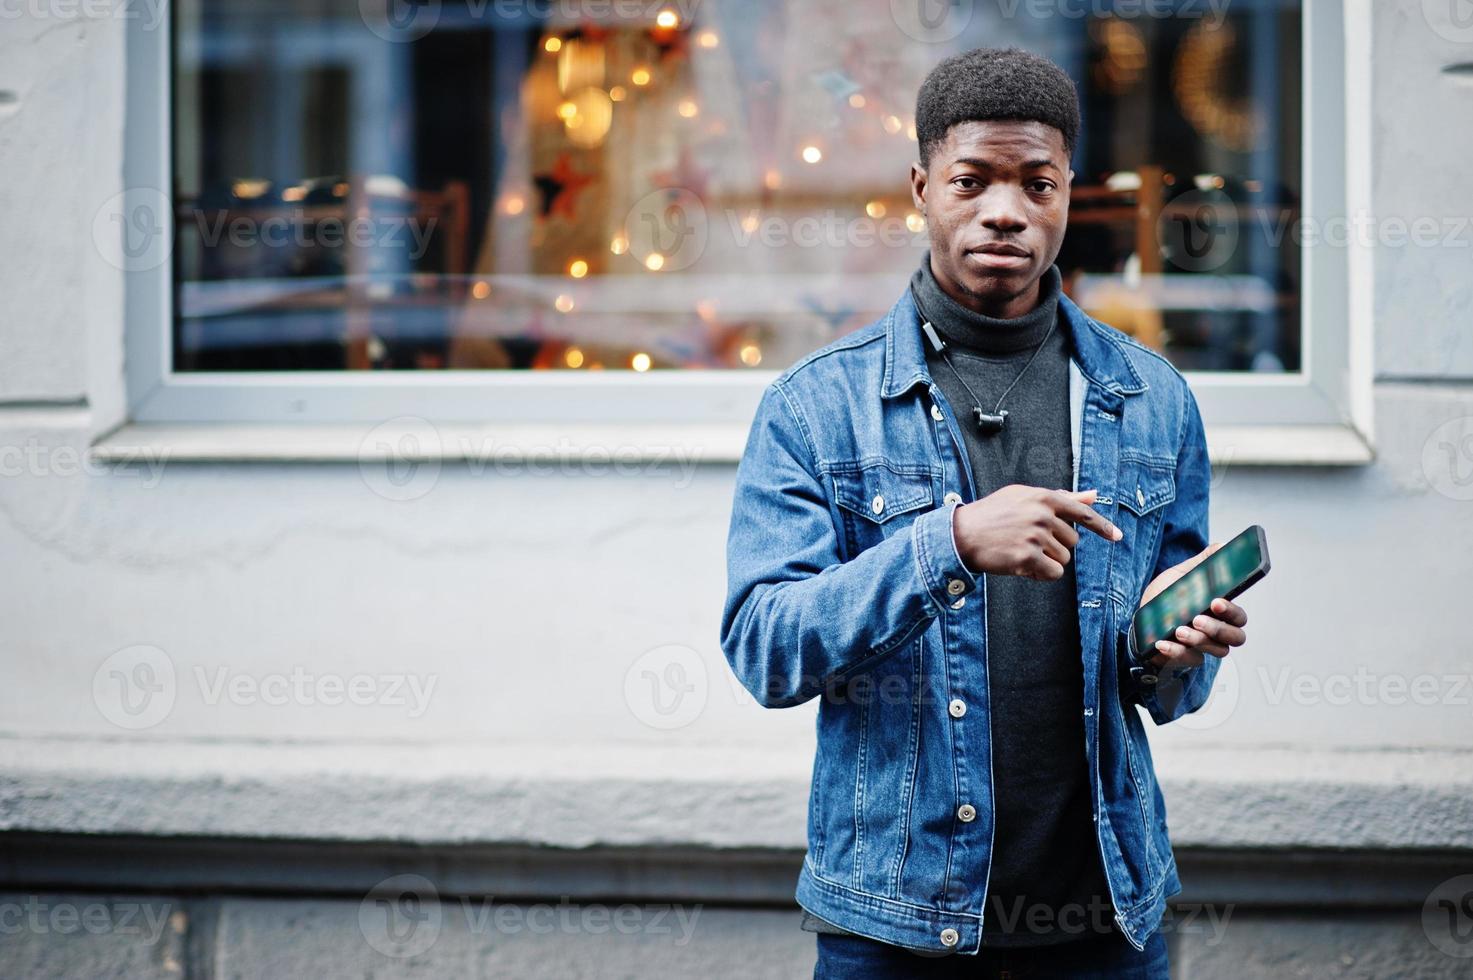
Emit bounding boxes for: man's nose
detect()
[978,185,1028,233]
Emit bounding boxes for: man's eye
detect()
[953,176,982,190]
[1030,181,1056,194]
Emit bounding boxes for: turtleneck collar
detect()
[909,252,1062,356]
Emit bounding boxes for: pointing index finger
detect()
[1052,489,1122,542]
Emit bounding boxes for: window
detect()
[120,0,1368,459]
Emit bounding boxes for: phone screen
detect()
[1131,526,1267,659]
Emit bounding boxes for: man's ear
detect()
[909,162,928,211]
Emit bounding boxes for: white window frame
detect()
[105,0,1372,465]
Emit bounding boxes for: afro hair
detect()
[915,47,1081,167]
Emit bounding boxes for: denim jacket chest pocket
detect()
[829,461,937,561]
[1111,453,1178,603]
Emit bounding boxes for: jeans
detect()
[813,930,1169,980]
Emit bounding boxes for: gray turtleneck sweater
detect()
[802,257,1113,948]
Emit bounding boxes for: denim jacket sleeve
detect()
[721,383,976,708]
[1124,382,1222,725]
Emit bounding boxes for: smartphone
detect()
[1130,525,1270,663]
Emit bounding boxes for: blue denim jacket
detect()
[721,287,1219,954]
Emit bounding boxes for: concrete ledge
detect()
[0,738,1468,853]
[87,421,1373,466]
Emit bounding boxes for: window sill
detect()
[90,421,1373,466]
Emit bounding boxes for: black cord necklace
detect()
[910,286,1058,437]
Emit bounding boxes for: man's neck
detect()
[911,254,1063,356]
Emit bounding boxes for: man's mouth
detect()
[965,243,1031,269]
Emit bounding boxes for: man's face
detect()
[909,120,1072,319]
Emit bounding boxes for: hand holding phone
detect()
[1131,525,1269,665]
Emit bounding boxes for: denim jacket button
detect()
[931,404,945,422]
[1136,486,1146,509]
[946,578,966,596]
[957,803,977,823]
[950,596,965,610]
[940,928,959,947]
[943,492,963,507]
[871,494,885,515]
[948,698,966,718]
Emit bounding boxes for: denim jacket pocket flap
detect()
[1118,455,1177,517]
[831,463,935,525]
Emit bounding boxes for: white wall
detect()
[1,2,1471,851]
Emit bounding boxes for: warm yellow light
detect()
[801,145,822,164]
[232,179,270,199]
[281,185,307,202]
[655,9,679,28]
[763,169,782,190]
[644,253,666,271]
[609,85,627,101]
[556,101,578,121]
[740,212,759,234]
[865,200,886,218]
[739,344,762,366]
[677,99,699,118]
[631,66,652,86]
[697,30,719,48]
[563,87,613,147]
[610,234,629,255]
[568,259,589,278]
[631,352,653,372]
[472,281,491,300]
[333,181,349,197]
[564,346,585,368]
[503,194,525,215]
[848,93,866,108]
[905,212,926,233]
[883,114,902,134]
[544,36,562,53]
[906,123,917,141]
[554,294,575,313]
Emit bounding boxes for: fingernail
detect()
[1112,526,1123,541]
[1193,616,1210,629]
[1156,641,1169,652]
[1176,627,1191,639]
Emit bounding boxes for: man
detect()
[720,48,1248,979]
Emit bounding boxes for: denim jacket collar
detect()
[880,283,1150,400]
